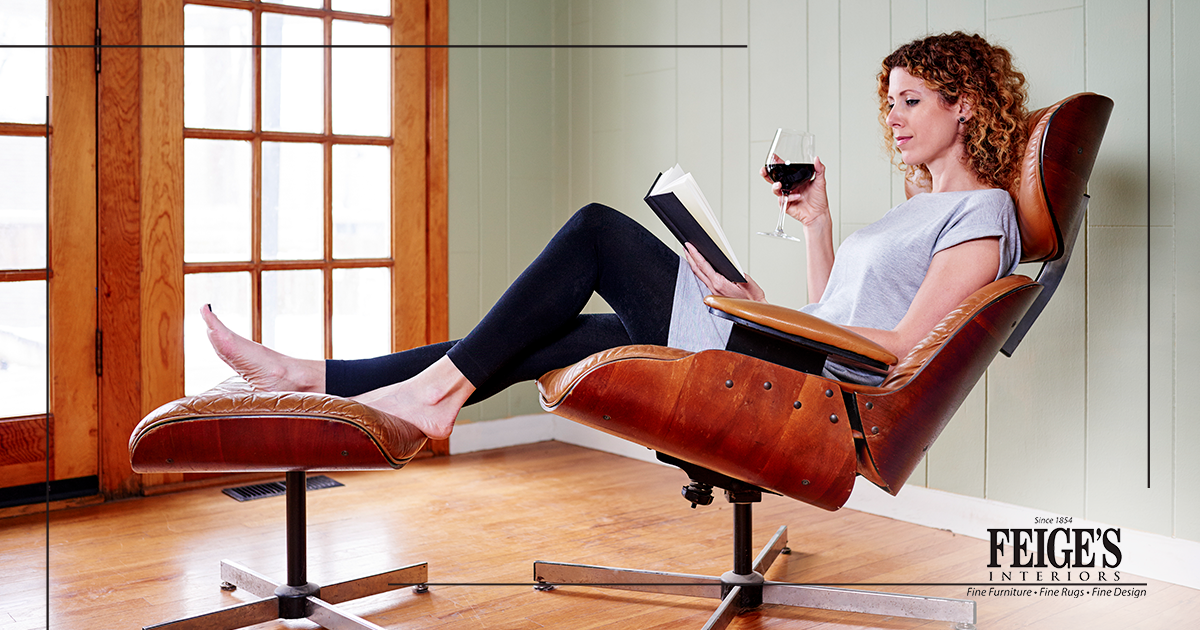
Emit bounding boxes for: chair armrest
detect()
[704,296,898,373]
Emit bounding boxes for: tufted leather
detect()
[129,379,427,473]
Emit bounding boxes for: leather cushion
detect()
[129,379,427,473]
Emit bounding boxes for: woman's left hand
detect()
[684,242,767,303]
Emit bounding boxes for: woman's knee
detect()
[570,203,622,229]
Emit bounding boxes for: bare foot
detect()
[201,305,325,392]
[351,356,473,440]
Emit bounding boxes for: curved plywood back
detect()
[1016,93,1113,263]
[846,277,1042,493]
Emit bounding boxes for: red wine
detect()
[766,163,815,192]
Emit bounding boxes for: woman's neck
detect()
[925,147,990,192]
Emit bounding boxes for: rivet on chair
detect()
[166,458,173,464]
[603,415,611,421]
[763,382,772,390]
[830,415,838,423]
[725,380,734,388]
[825,389,833,398]
[801,479,810,486]
[871,426,879,435]
[865,402,873,410]
[342,450,349,457]
[793,401,802,409]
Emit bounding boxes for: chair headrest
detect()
[905,93,1113,264]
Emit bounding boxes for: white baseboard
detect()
[450,414,1200,591]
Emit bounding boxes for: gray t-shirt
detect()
[667,188,1020,384]
[801,188,1020,384]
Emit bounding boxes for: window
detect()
[182,0,401,394]
[0,0,98,495]
[0,1,49,420]
[0,0,443,501]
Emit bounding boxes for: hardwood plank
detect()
[48,0,100,483]
[2,442,1195,629]
[96,0,144,497]
[426,0,450,347]
[138,0,186,452]
[0,416,47,466]
[392,0,429,354]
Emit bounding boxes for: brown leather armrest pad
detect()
[704,296,898,367]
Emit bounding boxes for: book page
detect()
[652,165,743,274]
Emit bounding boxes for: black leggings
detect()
[325,204,682,405]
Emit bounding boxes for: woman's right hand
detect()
[761,155,830,230]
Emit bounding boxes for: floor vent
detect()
[222,475,344,502]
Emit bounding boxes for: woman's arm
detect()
[846,236,1002,362]
[763,156,835,303]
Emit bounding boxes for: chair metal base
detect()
[143,471,429,630]
[145,560,428,630]
[535,521,977,630]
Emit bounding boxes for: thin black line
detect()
[1145,0,1151,490]
[4,44,747,49]
[388,581,1149,588]
[43,92,51,630]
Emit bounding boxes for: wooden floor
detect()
[2,441,1195,629]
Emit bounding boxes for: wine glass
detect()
[757,128,816,241]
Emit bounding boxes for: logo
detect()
[986,525,1122,582]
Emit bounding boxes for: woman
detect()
[203,31,1028,440]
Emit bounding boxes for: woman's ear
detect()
[956,98,973,122]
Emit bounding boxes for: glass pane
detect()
[185,272,250,395]
[262,269,324,360]
[332,20,389,136]
[0,1,47,124]
[332,144,389,258]
[262,142,323,260]
[262,13,323,133]
[333,267,390,359]
[0,136,47,269]
[332,0,391,17]
[184,4,252,130]
[185,139,251,262]
[0,281,47,417]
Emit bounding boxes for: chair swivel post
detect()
[276,471,321,620]
[722,492,766,610]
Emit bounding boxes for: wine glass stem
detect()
[774,192,789,233]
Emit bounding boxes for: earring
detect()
[958,116,966,123]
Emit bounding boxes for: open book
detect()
[644,164,745,283]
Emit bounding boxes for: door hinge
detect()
[94,27,101,74]
[95,328,103,377]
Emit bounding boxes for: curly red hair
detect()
[878,32,1029,192]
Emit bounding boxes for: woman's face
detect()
[885,66,967,172]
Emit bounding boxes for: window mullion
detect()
[251,4,264,344]
[323,12,334,359]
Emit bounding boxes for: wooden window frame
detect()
[0,0,99,495]
[182,0,395,360]
[95,0,447,497]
